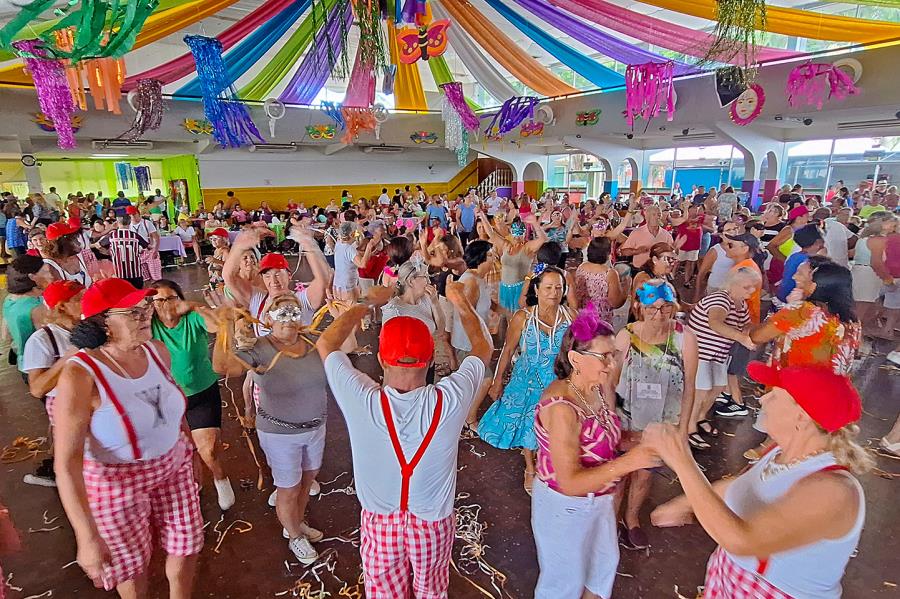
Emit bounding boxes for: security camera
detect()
[681,128,690,135]
[575,134,582,139]
[774,114,784,121]
[895,110,900,120]
[626,133,634,140]
[659,126,666,132]
[803,118,813,126]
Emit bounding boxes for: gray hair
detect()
[860,211,897,238]
[396,259,428,294]
[724,265,762,288]
[338,221,357,240]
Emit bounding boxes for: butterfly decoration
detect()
[519,120,544,137]
[33,113,82,133]
[410,131,438,144]
[576,110,602,126]
[396,19,451,64]
[182,118,213,135]
[306,125,336,140]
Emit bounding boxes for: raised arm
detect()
[291,225,331,310]
[222,228,270,307]
[317,285,393,361]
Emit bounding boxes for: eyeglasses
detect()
[578,350,617,363]
[644,304,675,315]
[152,296,179,305]
[108,303,152,320]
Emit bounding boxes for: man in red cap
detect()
[127,206,161,282]
[645,362,868,599]
[316,282,491,599]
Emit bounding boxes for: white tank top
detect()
[71,343,186,463]
[725,449,865,599]
[43,256,92,287]
[707,244,735,290]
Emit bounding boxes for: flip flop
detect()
[688,432,711,450]
[697,419,719,437]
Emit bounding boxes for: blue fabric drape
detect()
[481,0,624,89]
[175,0,311,97]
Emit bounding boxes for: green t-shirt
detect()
[151,311,218,396]
[3,295,41,372]
[859,204,887,219]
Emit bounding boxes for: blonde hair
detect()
[827,424,874,475]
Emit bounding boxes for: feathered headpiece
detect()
[570,303,613,343]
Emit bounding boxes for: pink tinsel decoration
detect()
[13,39,77,149]
[785,63,858,111]
[624,61,674,129]
[440,82,480,132]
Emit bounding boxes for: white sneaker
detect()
[23,474,56,488]
[282,522,324,543]
[288,536,319,565]
[888,350,900,367]
[214,478,235,511]
[268,489,277,507]
[309,480,320,496]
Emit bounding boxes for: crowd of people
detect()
[0,177,898,599]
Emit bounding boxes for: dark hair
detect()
[525,266,567,307]
[149,279,186,300]
[806,257,857,323]
[386,236,414,267]
[7,255,45,293]
[227,191,234,197]
[794,224,823,249]
[343,209,357,222]
[463,239,492,269]
[641,242,675,277]
[536,241,562,266]
[586,237,612,264]
[71,314,109,349]
[553,318,614,379]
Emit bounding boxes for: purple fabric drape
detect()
[279,1,353,104]
[343,46,376,107]
[511,0,694,75]
[401,0,418,25]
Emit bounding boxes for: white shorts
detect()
[531,478,618,599]
[696,360,729,391]
[257,426,326,488]
[678,249,699,262]
[883,283,900,310]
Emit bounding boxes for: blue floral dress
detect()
[479,307,570,451]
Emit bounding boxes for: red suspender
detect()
[379,388,444,512]
[75,351,142,461]
[144,342,189,409]
[755,463,852,576]
[256,293,269,322]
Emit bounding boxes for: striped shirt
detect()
[108,229,143,279]
[688,290,749,363]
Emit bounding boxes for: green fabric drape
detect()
[162,155,203,210]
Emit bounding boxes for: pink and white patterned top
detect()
[534,395,622,495]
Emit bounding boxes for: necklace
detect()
[760,449,828,481]
[567,380,612,429]
[99,346,140,379]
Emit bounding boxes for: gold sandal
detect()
[524,470,535,496]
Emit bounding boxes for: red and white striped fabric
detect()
[83,435,203,591]
[140,249,162,281]
[704,547,795,599]
[359,510,455,599]
[108,229,143,280]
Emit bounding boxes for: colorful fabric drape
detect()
[435,0,578,97]
[482,0,623,89]
[343,45,376,107]
[548,0,800,64]
[176,0,311,97]
[279,1,354,104]
[509,0,693,75]
[386,19,428,111]
[637,0,900,43]
[123,0,298,89]
[239,0,337,100]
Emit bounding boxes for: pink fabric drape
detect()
[548,0,802,64]
[342,46,376,108]
[122,0,296,90]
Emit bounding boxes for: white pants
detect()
[531,478,619,599]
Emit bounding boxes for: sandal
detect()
[688,432,711,450]
[743,447,763,462]
[460,423,478,440]
[697,419,719,437]
[524,470,535,496]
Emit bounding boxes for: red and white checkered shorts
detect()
[360,510,455,599]
[704,547,795,599]
[84,436,204,590]
[140,250,162,281]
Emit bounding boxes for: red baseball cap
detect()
[379,316,434,368]
[208,228,229,238]
[81,278,157,319]
[125,206,139,215]
[259,253,289,273]
[747,361,861,433]
[46,221,80,240]
[43,280,84,309]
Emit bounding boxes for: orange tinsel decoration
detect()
[340,107,377,144]
[54,28,126,114]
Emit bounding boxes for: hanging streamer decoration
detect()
[13,39,78,149]
[54,28,126,114]
[352,0,388,71]
[183,35,264,148]
[33,113,83,133]
[482,96,539,138]
[134,165,153,192]
[698,0,767,80]
[440,82,480,132]
[313,0,352,79]
[624,62,675,130]
[340,107,376,144]
[785,63,859,111]
[322,101,346,130]
[115,162,137,190]
[440,83,474,167]
[119,78,165,140]
[382,64,397,95]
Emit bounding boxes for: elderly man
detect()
[618,205,674,269]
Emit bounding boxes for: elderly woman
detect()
[543,209,575,268]
[53,278,204,597]
[646,363,870,599]
[613,280,697,550]
[41,221,92,286]
[531,306,657,598]
[2,255,51,377]
[630,242,677,314]
[572,237,625,325]
[479,212,546,315]
[213,294,328,566]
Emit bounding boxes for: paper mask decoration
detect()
[520,120,544,137]
[33,112,83,132]
[729,83,765,126]
[396,19,451,64]
[306,125,336,140]
[182,118,213,135]
[576,110,601,126]
[410,131,438,144]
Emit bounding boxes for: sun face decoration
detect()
[729,84,765,126]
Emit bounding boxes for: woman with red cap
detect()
[53,278,203,598]
[42,220,92,286]
[126,206,162,282]
[645,363,871,599]
[204,228,231,289]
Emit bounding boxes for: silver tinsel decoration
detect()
[442,95,469,166]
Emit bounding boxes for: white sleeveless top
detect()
[71,343,186,463]
[43,256,92,287]
[725,449,865,599]
[450,271,492,351]
[707,244,735,290]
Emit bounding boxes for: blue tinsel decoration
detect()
[183,35,264,149]
[321,101,346,130]
[114,162,136,190]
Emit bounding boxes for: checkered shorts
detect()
[704,547,795,599]
[140,250,162,281]
[360,510,455,599]
[83,436,204,590]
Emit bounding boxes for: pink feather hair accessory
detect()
[569,303,613,343]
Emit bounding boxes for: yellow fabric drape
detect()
[0,0,242,87]
[639,0,900,43]
[436,0,577,97]
[387,19,428,111]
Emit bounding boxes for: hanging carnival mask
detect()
[410,131,438,144]
[636,282,676,305]
[576,110,602,126]
[519,120,544,137]
[306,124,336,140]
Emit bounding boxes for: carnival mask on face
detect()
[636,282,676,305]
[269,305,305,323]
[510,222,526,237]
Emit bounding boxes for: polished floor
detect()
[1,262,898,598]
